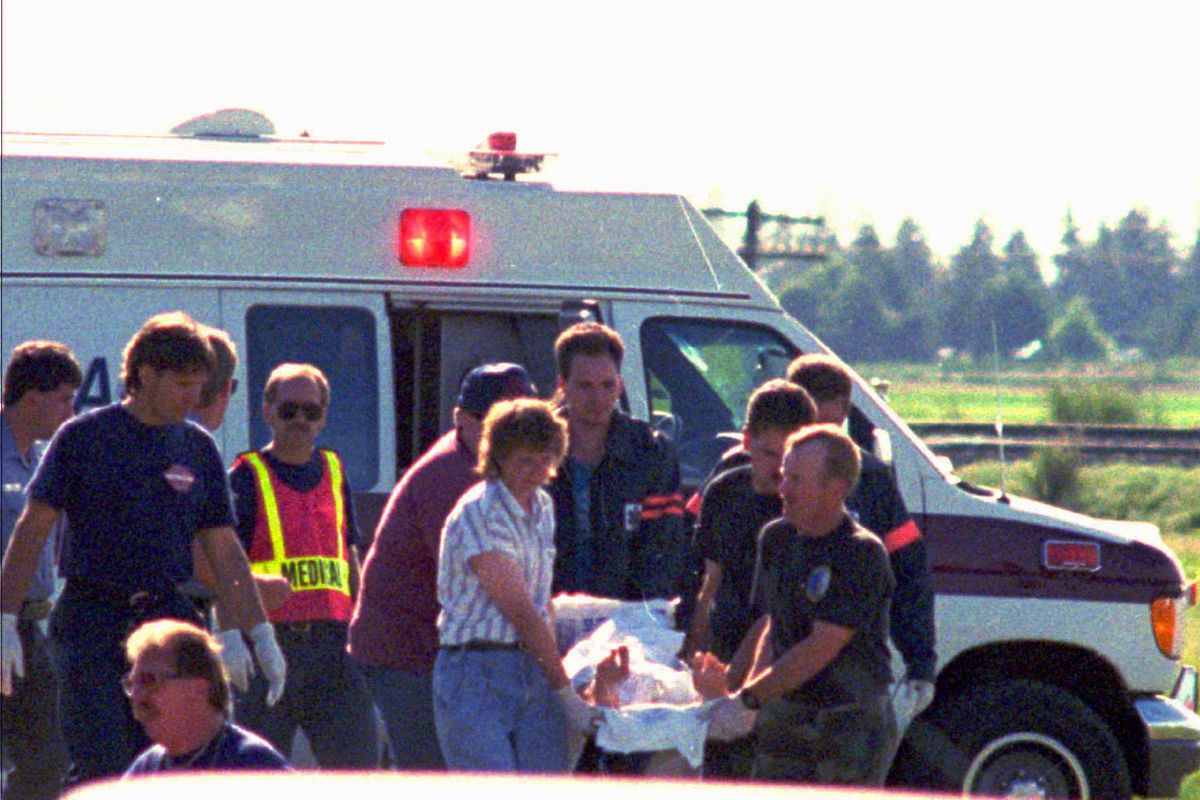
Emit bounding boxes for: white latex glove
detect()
[216,628,254,693]
[248,622,287,706]
[892,678,936,731]
[908,679,935,715]
[706,696,757,742]
[555,685,602,734]
[1,613,24,696]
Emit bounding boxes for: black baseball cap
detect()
[456,363,536,416]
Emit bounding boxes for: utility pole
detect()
[701,201,828,271]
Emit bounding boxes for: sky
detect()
[3,0,1197,268]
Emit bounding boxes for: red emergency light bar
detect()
[487,131,517,152]
[399,209,470,268]
[466,131,547,181]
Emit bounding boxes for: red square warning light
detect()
[399,209,470,268]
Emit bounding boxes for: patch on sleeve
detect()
[805,565,832,602]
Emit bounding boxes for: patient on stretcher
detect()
[579,642,701,709]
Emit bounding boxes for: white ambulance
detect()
[2,110,1197,797]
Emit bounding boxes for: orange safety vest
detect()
[239,449,352,624]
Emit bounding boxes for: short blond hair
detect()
[785,423,861,492]
[477,398,568,480]
[263,363,329,407]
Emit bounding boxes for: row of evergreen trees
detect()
[758,210,1200,363]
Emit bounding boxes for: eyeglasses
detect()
[277,401,324,422]
[121,669,184,696]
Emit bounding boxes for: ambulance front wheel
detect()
[916,678,1131,798]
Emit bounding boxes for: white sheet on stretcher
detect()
[556,596,721,768]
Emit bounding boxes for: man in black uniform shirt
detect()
[685,379,815,662]
[682,380,815,779]
[785,355,935,727]
[692,425,897,786]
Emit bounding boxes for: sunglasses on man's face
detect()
[277,401,324,422]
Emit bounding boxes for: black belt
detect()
[275,620,347,637]
[440,640,526,652]
[67,577,176,608]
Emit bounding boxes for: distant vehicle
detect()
[4,109,1197,797]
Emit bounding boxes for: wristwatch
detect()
[737,687,762,710]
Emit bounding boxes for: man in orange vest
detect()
[222,362,378,767]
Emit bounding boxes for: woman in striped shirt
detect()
[433,398,600,772]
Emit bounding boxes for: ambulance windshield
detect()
[640,317,798,488]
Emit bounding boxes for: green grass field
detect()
[958,462,1200,537]
[852,360,1200,427]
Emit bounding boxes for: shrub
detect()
[1047,381,1139,424]
[1029,445,1081,505]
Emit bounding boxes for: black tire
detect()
[894,679,1131,799]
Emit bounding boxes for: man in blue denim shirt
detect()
[1,340,81,800]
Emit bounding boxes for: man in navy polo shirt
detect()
[0,312,286,786]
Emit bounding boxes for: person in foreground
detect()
[692,425,897,786]
[123,618,289,774]
[433,398,600,772]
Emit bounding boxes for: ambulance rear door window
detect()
[245,305,379,489]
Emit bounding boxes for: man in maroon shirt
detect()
[348,363,535,769]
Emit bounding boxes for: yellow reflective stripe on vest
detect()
[324,449,346,564]
[244,452,287,564]
[246,450,349,596]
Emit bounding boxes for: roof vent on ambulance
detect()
[170,109,275,139]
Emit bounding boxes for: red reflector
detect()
[487,131,517,152]
[1043,540,1101,571]
[399,209,470,268]
[1188,582,1198,607]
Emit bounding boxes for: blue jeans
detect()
[432,649,568,773]
[355,660,444,770]
[235,621,379,769]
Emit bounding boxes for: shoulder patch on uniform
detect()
[805,565,832,602]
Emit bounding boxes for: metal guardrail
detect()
[908,422,1200,467]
